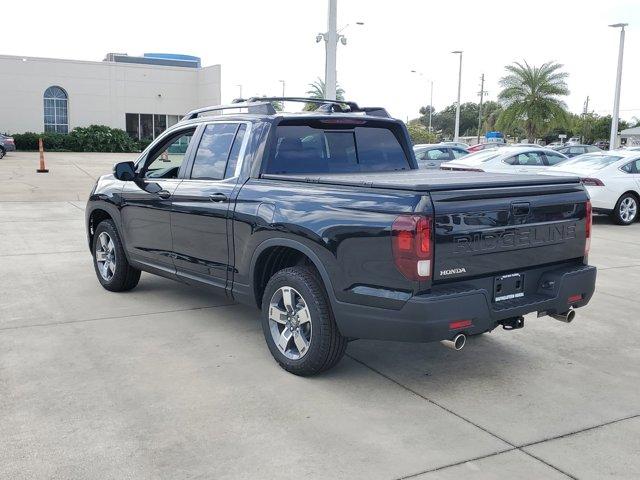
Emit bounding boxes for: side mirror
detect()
[113,161,136,181]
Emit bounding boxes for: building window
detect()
[43,86,69,133]
[125,113,183,140]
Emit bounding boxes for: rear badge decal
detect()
[440,267,466,276]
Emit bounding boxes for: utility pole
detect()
[582,96,590,143]
[477,74,485,145]
[609,23,627,150]
[429,80,433,132]
[325,0,338,100]
[279,80,286,97]
[452,51,463,142]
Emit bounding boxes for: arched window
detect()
[43,86,69,133]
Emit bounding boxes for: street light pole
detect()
[279,80,286,97]
[429,80,433,132]
[236,84,243,99]
[325,0,338,100]
[609,23,627,150]
[452,51,463,142]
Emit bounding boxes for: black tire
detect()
[611,193,638,225]
[92,219,141,292]
[0,147,5,159]
[261,266,347,376]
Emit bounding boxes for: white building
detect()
[0,53,221,139]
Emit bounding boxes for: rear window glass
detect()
[557,154,622,170]
[265,125,409,174]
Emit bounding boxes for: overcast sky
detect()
[3,0,640,122]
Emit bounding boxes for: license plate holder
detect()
[494,273,524,302]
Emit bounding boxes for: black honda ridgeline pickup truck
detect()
[86,97,596,376]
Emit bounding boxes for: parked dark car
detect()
[594,140,610,150]
[554,144,601,158]
[413,144,468,168]
[86,97,597,376]
[0,134,16,158]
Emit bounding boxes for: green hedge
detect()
[12,125,146,152]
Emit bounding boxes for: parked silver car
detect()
[413,144,469,169]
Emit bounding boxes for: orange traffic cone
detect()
[36,138,49,173]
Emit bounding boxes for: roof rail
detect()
[248,96,391,118]
[183,96,391,120]
[183,100,276,120]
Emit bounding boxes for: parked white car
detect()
[440,146,568,174]
[540,150,640,225]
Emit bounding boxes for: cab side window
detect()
[451,148,467,159]
[621,160,640,174]
[142,128,196,179]
[190,123,239,180]
[545,152,567,165]
[508,152,544,166]
[426,148,449,160]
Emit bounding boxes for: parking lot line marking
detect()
[0,303,237,333]
[348,353,579,480]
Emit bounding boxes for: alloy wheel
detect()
[95,232,116,281]
[268,286,312,360]
[620,196,637,223]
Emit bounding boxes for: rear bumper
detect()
[334,263,596,342]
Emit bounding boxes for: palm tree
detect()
[304,77,345,111]
[497,61,569,141]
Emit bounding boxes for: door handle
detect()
[209,193,228,203]
[156,190,171,199]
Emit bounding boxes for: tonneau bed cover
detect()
[261,170,581,192]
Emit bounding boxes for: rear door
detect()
[170,122,249,288]
[431,182,589,282]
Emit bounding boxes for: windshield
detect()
[265,124,410,174]
[554,154,622,170]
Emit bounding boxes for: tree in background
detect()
[304,78,345,111]
[413,101,503,140]
[406,121,437,145]
[496,61,570,141]
[480,101,503,133]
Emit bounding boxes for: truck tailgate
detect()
[431,182,589,282]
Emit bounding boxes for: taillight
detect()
[585,200,592,256]
[392,215,433,281]
[581,177,604,186]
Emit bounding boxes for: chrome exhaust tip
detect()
[441,333,466,351]
[550,307,576,323]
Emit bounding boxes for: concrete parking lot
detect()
[1,151,639,479]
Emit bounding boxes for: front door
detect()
[120,127,197,274]
[171,122,248,288]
